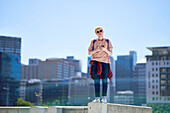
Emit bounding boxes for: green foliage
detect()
[147,103,170,113]
[17,98,34,106]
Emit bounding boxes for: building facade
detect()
[0,36,21,62]
[0,52,21,106]
[133,63,146,106]
[21,59,41,80]
[116,51,137,91]
[38,58,75,80]
[146,46,170,105]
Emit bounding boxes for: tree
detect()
[147,103,170,113]
[17,98,34,106]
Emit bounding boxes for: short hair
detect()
[94,26,104,33]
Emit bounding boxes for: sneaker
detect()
[92,97,100,102]
[101,96,107,103]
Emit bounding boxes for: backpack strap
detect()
[92,39,97,51]
[92,38,109,51]
[105,39,109,48]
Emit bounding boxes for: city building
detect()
[114,91,134,105]
[38,58,75,80]
[66,56,82,73]
[21,59,41,80]
[25,79,42,105]
[0,36,21,62]
[133,63,146,106]
[116,51,137,91]
[146,46,170,105]
[20,80,27,101]
[0,52,21,106]
[42,79,69,106]
[69,75,89,105]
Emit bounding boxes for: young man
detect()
[88,26,113,103]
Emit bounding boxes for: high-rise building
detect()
[69,76,89,105]
[146,46,170,105]
[66,56,82,73]
[21,59,41,80]
[114,91,134,105]
[25,79,42,105]
[0,36,21,62]
[42,79,69,105]
[0,52,21,106]
[116,51,137,91]
[133,63,146,106]
[38,58,75,80]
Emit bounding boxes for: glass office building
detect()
[0,52,21,106]
[116,51,137,91]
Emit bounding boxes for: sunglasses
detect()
[96,30,102,33]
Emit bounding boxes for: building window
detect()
[168,91,170,96]
[152,85,155,89]
[156,68,158,71]
[168,86,170,90]
[164,62,166,65]
[168,80,170,84]
[156,74,158,77]
[167,62,169,65]
[160,56,166,60]
[156,97,158,101]
[160,68,166,73]
[152,91,155,95]
[156,91,158,95]
[161,86,165,90]
[160,74,166,79]
[156,80,158,83]
[167,68,170,73]
[161,80,166,84]
[152,62,154,65]
[168,74,170,79]
[156,62,158,65]
[152,74,154,77]
[156,85,158,89]
[160,92,165,96]
[164,97,166,101]
[152,97,155,101]
[168,97,170,101]
[168,56,170,60]
[152,80,154,83]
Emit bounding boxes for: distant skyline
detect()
[0,0,170,73]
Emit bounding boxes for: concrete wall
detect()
[88,102,152,113]
[0,102,152,113]
[0,107,30,113]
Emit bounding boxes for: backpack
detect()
[92,38,109,51]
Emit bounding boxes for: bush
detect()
[17,98,34,106]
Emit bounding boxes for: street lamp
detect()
[35,92,40,104]
[3,86,9,106]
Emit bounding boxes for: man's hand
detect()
[99,46,107,52]
[96,46,101,52]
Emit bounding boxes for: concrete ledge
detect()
[49,106,88,113]
[0,107,30,113]
[30,106,48,113]
[88,102,152,113]
[88,102,107,113]
[0,103,152,113]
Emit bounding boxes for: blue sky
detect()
[0,0,170,73]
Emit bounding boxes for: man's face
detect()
[95,28,104,36]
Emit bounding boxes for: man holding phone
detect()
[88,26,113,103]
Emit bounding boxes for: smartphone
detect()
[101,45,104,47]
